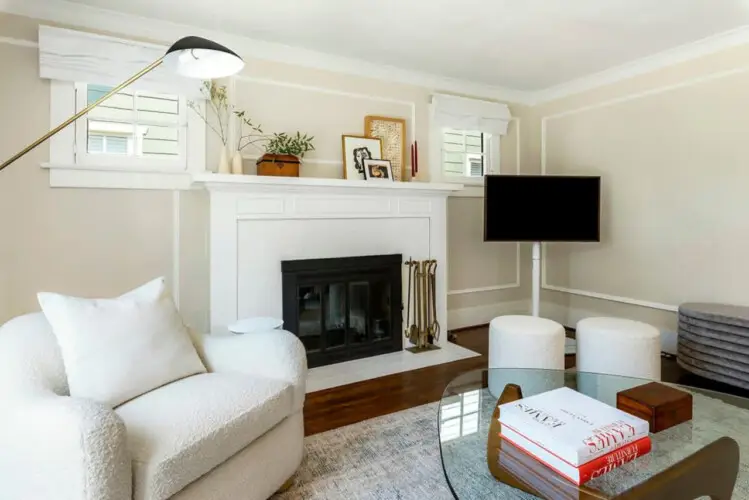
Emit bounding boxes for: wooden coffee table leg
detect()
[614,436,740,500]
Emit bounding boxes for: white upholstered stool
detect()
[487,315,565,398]
[576,317,661,380]
[488,315,566,370]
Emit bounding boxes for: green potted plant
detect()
[257,132,315,177]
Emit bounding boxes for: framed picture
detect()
[364,116,406,182]
[363,159,393,181]
[342,135,382,180]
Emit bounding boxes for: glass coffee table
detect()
[439,368,749,499]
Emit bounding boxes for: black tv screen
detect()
[484,175,601,242]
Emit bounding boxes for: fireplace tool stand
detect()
[404,258,441,353]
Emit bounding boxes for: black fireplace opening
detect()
[282,254,402,368]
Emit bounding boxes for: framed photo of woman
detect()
[341,135,382,180]
[363,159,394,181]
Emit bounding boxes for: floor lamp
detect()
[0,36,244,172]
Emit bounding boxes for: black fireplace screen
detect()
[281,254,402,368]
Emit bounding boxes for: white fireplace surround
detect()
[197,174,462,345]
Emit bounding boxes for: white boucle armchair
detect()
[0,312,307,500]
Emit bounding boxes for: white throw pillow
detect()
[38,277,206,407]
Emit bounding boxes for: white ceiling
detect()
[32,0,749,91]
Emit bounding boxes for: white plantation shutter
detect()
[38,26,202,98]
[431,94,512,136]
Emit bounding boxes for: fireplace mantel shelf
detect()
[193,173,463,196]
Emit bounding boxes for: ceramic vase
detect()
[231,150,244,175]
[217,148,230,174]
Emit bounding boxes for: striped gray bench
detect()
[678,302,749,389]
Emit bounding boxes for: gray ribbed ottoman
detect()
[678,302,749,389]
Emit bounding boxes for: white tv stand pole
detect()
[531,241,541,317]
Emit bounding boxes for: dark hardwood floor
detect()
[303,325,749,436]
[304,325,571,436]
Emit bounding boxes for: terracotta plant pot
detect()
[256,153,300,177]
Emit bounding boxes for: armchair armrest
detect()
[194,330,307,411]
[0,393,131,500]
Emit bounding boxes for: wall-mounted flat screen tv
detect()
[484,175,601,242]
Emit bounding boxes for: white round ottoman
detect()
[576,317,661,380]
[488,315,565,398]
[489,315,565,369]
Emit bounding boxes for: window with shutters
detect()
[74,83,187,169]
[442,129,489,179]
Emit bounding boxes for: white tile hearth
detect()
[306,341,480,393]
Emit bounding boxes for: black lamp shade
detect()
[164,36,244,79]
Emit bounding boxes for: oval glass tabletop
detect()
[438,368,749,499]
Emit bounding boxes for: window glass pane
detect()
[465,134,483,146]
[88,134,104,154]
[83,84,182,161]
[140,125,180,157]
[442,129,486,178]
[443,141,465,153]
[106,136,129,155]
[87,121,132,155]
[443,151,464,164]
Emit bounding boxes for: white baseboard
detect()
[448,300,530,331]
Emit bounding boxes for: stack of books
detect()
[498,387,652,486]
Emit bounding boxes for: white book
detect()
[498,387,649,466]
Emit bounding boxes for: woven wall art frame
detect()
[364,115,407,182]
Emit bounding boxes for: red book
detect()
[501,427,651,485]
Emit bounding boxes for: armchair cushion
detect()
[115,372,293,500]
[38,277,206,407]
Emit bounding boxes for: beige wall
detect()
[526,44,749,331]
[0,12,524,331]
[0,22,174,324]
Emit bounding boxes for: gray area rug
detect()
[275,385,749,499]
[274,402,454,499]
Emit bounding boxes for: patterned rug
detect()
[274,402,455,499]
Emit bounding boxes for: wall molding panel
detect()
[0,36,37,48]
[540,65,749,313]
[447,117,522,296]
[234,75,418,143]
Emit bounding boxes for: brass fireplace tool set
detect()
[404,258,441,353]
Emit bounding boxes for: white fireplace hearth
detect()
[196,173,480,389]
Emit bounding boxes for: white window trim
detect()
[44,80,206,190]
[430,125,501,197]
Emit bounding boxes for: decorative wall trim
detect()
[172,191,181,309]
[0,36,37,48]
[235,75,418,143]
[447,299,530,331]
[448,283,519,296]
[1,0,529,103]
[543,285,678,312]
[447,117,522,295]
[539,64,748,312]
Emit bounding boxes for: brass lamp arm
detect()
[0,56,165,172]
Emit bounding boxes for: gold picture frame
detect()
[364,115,407,182]
[341,135,383,180]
